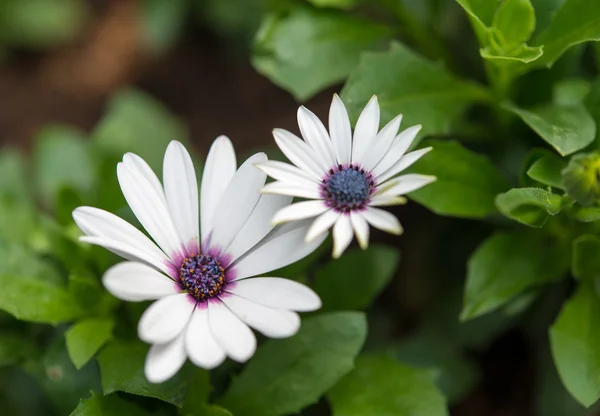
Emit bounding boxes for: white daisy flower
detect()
[72,137,324,383]
[256,95,436,258]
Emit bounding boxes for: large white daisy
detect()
[73,137,324,383]
[256,95,436,258]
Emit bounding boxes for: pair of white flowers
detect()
[73,95,435,383]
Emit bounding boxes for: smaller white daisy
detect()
[73,137,324,383]
[256,94,436,258]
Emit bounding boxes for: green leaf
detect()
[141,0,187,54]
[491,0,535,50]
[253,6,390,101]
[555,79,591,106]
[550,281,600,407]
[572,235,600,280]
[454,0,500,44]
[327,354,448,416]
[405,140,508,218]
[505,103,596,156]
[313,245,399,311]
[97,339,196,407]
[495,187,563,227]
[180,371,217,416]
[341,42,490,137]
[0,239,63,285]
[308,0,360,8]
[562,152,600,206]
[66,318,114,369]
[526,153,567,189]
[219,312,367,416]
[70,392,149,416]
[572,206,600,222]
[480,43,543,63]
[462,231,569,320]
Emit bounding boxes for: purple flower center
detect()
[179,254,225,301]
[322,165,374,212]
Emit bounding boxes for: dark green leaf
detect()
[562,152,600,206]
[219,312,367,416]
[495,187,563,227]
[462,231,569,320]
[180,371,214,415]
[66,318,115,369]
[253,6,390,101]
[97,339,196,407]
[70,391,149,416]
[572,235,600,280]
[505,103,596,156]
[313,245,399,311]
[405,140,508,218]
[327,354,448,416]
[550,281,600,407]
[526,153,567,189]
[341,42,490,137]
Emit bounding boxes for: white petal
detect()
[227,193,292,262]
[369,195,408,206]
[332,215,353,258]
[261,181,321,199]
[273,128,324,179]
[376,173,436,197]
[363,207,403,235]
[103,262,177,302]
[376,147,433,183]
[144,332,187,384]
[201,136,237,241]
[272,200,329,225]
[185,308,226,369]
[163,141,199,251]
[329,94,352,164]
[305,209,339,243]
[352,96,379,163]
[297,106,336,169]
[208,299,256,362]
[220,293,300,338]
[372,125,422,177]
[233,220,327,280]
[73,206,171,275]
[255,160,318,187]
[138,294,195,344]
[117,162,184,259]
[361,114,402,171]
[228,277,321,312]
[350,212,369,250]
[122,153,167,205]
[209,153,267,252]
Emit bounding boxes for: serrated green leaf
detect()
[253,6,390,101]
[462,231,569,320]
[527,153,567,189]
[491,0,535,50]
[219,312,367,416]
[405,140,508,218]
[327,354,448,416]
[562,152,600,206]
[66,318,114,369]
[572,235,600,280]
[313,245,398,311]
[506,103,596,156]
[341,42,490,137]
[495,187,563,227]
[550,281,600,407]
[97,339,196,407]
[70,391,149,416]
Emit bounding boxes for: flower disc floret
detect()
[179,254,225,301]
[322,165,374,212]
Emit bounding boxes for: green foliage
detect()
[562,152,600,206]
[327,354,448,416]
[70,392,149,416]
[526,152,567,189]
[571,235,600,280]
[65,318,114,369]
[219,312,367,416]
[495,187,563,227]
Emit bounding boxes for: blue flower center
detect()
[322,166,373,212]
[179,254,225,301]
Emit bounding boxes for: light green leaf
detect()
[562,152,600,206]
[70,391,149,416]
[219,312,367,416]
[491,0,535,50]
[327,354,448,416]
[253,6,390,101]
[341,42,490,137]
[97,339,196,407]
[480,43,543,63]
[555,79,591,106]
[505,103,596,156]
[572,235,600,280]
[462,231,569,320]
[526,153,567,189]
[550,281,600,407]
[405,140,508,218]
[66,318,114,369]
[454,0,500,43]
[495,187,563,227]
[313,245,399,311]
[572,206,600,222]
[308,0,360,8]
